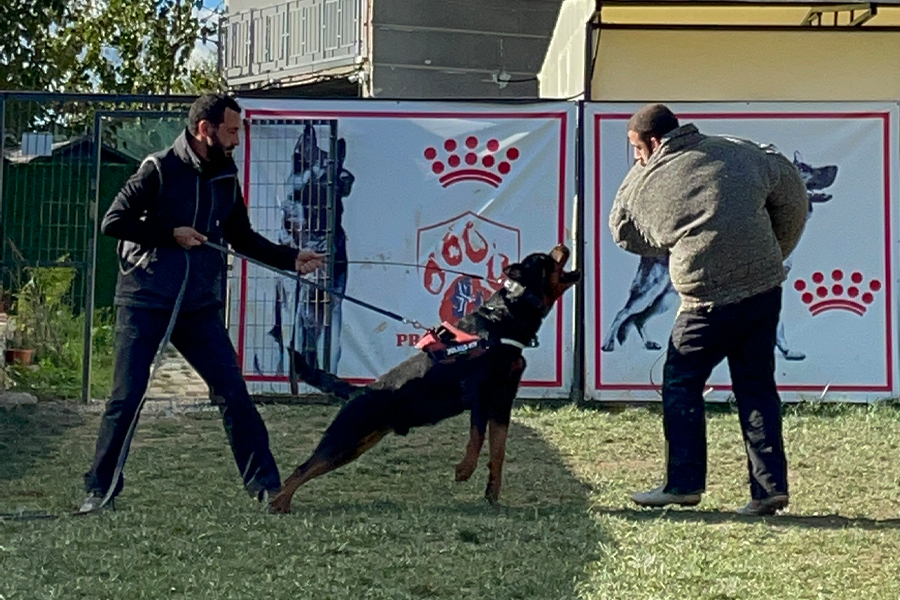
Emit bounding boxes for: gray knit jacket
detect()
[609,123,809,309]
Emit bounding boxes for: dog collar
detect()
[503,278,526,295]
[502,277,550,317]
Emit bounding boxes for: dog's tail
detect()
[289,350,359,400]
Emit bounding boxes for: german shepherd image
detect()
[602,150,838,361]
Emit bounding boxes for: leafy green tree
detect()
[0,0,82,91]
[1,0,221,95]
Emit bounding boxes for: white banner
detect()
[231,99,577,398]
[585,102,900,403]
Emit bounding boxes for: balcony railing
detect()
[220,0,365,88]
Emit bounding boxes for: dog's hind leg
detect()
[269,388,397,513]
[269,428,390,514]
[776,321,806,361]
[601,309,635,352]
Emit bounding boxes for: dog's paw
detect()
[783,350,806,361]
[601,341,615,352]
[455,460,477,482]
[645,341,662,351]
[267,492,293,515]
[484,480,501,506]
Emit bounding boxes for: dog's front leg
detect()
[483,357,524,505]
[456,404,487,482]
[484,418,509,505]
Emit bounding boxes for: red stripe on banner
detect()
[246,109,569,120]
[236,118,252,372]
[237,109,571,389]
[594,114,603,393]
[555,111,569,388]
[882,112,893,391]
[594,110,895,394]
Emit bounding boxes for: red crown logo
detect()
[793,270,882,316]
[424,136,520,188]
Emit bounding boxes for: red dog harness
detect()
[415,322,526,364]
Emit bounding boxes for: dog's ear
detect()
[502,263,523,282]
[337,138,347,168]
[304,123,317,144]
[794,150,803,162]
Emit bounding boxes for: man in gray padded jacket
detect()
[610,103,808,516]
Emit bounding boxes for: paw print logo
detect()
[416,211,521,322]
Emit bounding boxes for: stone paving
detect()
[145,346,211,401]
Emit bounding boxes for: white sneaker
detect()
[632,485,702,508]
[78,494,114,514]
[735,495,789,516]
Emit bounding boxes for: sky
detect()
[190,0,223,65]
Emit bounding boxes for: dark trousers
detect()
[662,286,788,500]
[84,305,281,498]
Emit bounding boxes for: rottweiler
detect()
[268,244,580,513]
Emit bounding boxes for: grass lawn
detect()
[2,400,900,599]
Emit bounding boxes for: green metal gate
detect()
[0,93,193,402]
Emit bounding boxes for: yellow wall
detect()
[539,2,900,101]
[591,29,900,101]
[600,5,900,26]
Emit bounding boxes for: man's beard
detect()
[208,133,235,165]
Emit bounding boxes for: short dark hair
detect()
[188,94,242,135]
[627,103,679,144]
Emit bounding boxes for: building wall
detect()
[226,0,282,15]
[370,0,562,98]
[592,29,900,101]
[539,3,900,101]
[538,0,592,99]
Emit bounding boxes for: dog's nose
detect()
[550,244,570,264]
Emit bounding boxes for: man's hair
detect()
[188,94,242,135]
[627,103,679,144]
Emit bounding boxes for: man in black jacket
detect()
[80,94,325,512]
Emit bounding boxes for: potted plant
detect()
[5,326,35,367]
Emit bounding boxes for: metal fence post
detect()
[0,94,6,236]
[81,111,103,404]
[322,120,339,375]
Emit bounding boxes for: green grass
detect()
[2,401,900,599]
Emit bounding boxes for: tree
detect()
[0,0,82,91]
[67,0,220,95]
[1,0,221,95]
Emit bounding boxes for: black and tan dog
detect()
[268,244,580,513]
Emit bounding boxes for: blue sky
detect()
[191,0,224,64]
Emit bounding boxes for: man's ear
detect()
[649,137,661,152]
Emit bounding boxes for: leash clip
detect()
[404,318,428,331]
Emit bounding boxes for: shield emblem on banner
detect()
[416,211,521,322]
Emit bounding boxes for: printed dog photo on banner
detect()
[237,120,354,380]
[601,150,839,362]
[234,100,577,398]
[587,103,899,402]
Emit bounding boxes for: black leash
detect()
[204,241,431,331]
[339,260,487,280]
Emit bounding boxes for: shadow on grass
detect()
[592,505,900,530]
[0,401,85,482]
[263,411,607,599]
[560,397,900,420]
